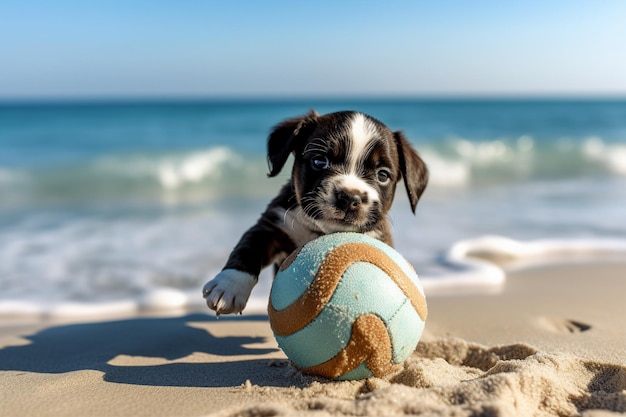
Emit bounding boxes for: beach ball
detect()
[268,232,427,380]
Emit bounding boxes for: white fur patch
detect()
[274,207,321,247]
[202,269,256,315]
[338,173,380,202]
[348,113,377,175]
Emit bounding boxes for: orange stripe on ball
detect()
[299,313,399,379]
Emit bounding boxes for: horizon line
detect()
[2,92,626,105]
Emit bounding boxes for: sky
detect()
[1,0,626,99]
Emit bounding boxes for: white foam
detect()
[140,287,188,310]
[0,288,197,320]
[582,137,626,176]
[419,235,626,294]
[454,139,511,164]
[422,238,507,291]
[419,136,536,188]
[420,135,626,188]
[87,146,245,191]
[47,300,139,319]
[454,235,626,266]
[0,300,44,317]
[3,235,626,319]
[607,150,626,175]
[158,147,240,189]
[420,151,470,187]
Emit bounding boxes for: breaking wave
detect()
[1,137,625,208]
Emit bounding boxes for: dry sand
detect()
[1,260,625,417]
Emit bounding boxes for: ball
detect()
[268,232,427,380]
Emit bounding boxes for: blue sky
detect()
[1,1,626,98]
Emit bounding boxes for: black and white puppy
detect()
[202,110,428,315]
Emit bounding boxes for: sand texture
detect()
[1,261,625,417]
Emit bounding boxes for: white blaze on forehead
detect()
[348,113,377,174]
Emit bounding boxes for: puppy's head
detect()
[267,110,428,234]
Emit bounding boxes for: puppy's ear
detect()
[394,131,429,213]
[267,110,319,177]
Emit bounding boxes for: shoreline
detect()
[4,234,626,322]
[1,259,625,416]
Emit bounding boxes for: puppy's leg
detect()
[203,214,294,315]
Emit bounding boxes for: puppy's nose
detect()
[335,190,363,212]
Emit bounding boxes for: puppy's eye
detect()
[377,169,391,184]
[310,155,330,171]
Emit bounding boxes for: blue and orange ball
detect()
[268,232,427,380]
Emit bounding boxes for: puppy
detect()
[202,110,428,315]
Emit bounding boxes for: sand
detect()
[1,260,625,417]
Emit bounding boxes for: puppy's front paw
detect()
[202,269,256,315]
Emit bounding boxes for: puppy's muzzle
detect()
[335,189,367,213]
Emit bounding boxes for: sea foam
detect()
[157,147,240,190]
[582,137,626,176]
[2,236,625,318]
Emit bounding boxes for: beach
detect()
[2,259,625,417]
[3,0,626,413]
[2,99,626,416]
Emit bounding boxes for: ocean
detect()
[1,98,625,317]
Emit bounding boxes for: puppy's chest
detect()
[272,207,322,248]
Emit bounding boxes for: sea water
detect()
[1,99,625,317]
